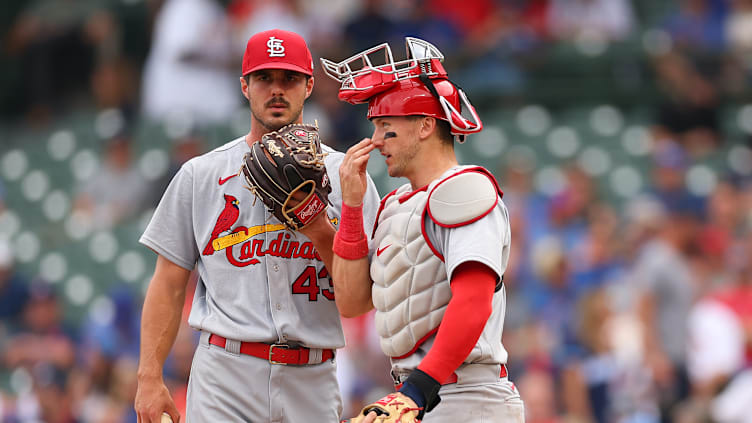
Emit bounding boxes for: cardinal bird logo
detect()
[202,194,240,255]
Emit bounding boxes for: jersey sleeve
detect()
[139,162,199,270]
[416,261,497,384]
[425,200,511,281]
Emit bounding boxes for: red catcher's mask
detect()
[321,37,482,137]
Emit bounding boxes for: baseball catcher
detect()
[325,37,524,422]
[241,123,332,231]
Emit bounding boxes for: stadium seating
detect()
[2,100,751,325]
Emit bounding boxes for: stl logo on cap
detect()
[267,36,285,57]
[242,29,313,76]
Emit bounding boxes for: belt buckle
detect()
[269,343,290,365]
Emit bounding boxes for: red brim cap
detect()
[244,61,312,76]
[242,29,313,76]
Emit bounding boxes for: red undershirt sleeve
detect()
[416,260,497,384]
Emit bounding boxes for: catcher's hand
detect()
[241,123,332,231]
[345,392,422,423]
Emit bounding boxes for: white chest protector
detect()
[370,166,501,358]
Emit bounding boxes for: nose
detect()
[270,80,284,97]
[267,75,286,97]
[370,129,384,148]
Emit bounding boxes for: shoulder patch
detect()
[427,170,498,227]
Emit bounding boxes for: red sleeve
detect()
[416,261,497,384]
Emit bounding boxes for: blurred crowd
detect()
[2,0,752,146]
[2,0,752,422]
[500,145,752,423]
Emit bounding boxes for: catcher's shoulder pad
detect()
[426,167,501,228]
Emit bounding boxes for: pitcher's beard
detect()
[252,108,302,133]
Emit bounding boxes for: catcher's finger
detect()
[362,411,378,423]
[344,410,379,423]
[346,137,375,155]
[340,138,373,207]
[343,139,375,167]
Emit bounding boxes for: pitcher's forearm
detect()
[138,256,190,380]
[299,214,337,274]
[138,282,185,379]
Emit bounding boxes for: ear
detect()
[240,76,250,100]
[418,117,437,140]
[305,76,314,99]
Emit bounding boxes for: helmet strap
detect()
[418,73,442,102]
[418,73,466,143]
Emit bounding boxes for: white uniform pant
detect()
[393,363,524,423]
[426,379,524,422]
[186,332,342,422]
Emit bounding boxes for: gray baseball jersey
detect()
[140,136,380,421]
[141,136,380,347]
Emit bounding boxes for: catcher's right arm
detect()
[241,123,331,231]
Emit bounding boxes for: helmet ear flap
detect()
[420,74,483,136]
[438,91,483,135]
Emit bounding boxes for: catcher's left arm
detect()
[342,369,443,423]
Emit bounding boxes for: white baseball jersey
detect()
[140,136,380,349]
[369,166,511,375]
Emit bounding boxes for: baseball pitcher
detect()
[134,29,380,422]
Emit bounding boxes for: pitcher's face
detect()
[241,69,313,132]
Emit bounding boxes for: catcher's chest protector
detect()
[370,182,451,358]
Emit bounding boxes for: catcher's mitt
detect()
[346,392,422,423]
[241,123,331,231]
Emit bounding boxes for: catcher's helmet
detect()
[321,37,482,137]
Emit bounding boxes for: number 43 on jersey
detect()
[292,266,334,301]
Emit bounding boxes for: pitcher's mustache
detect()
[266,97,290,107]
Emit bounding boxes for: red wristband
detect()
[333,203,368,260]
